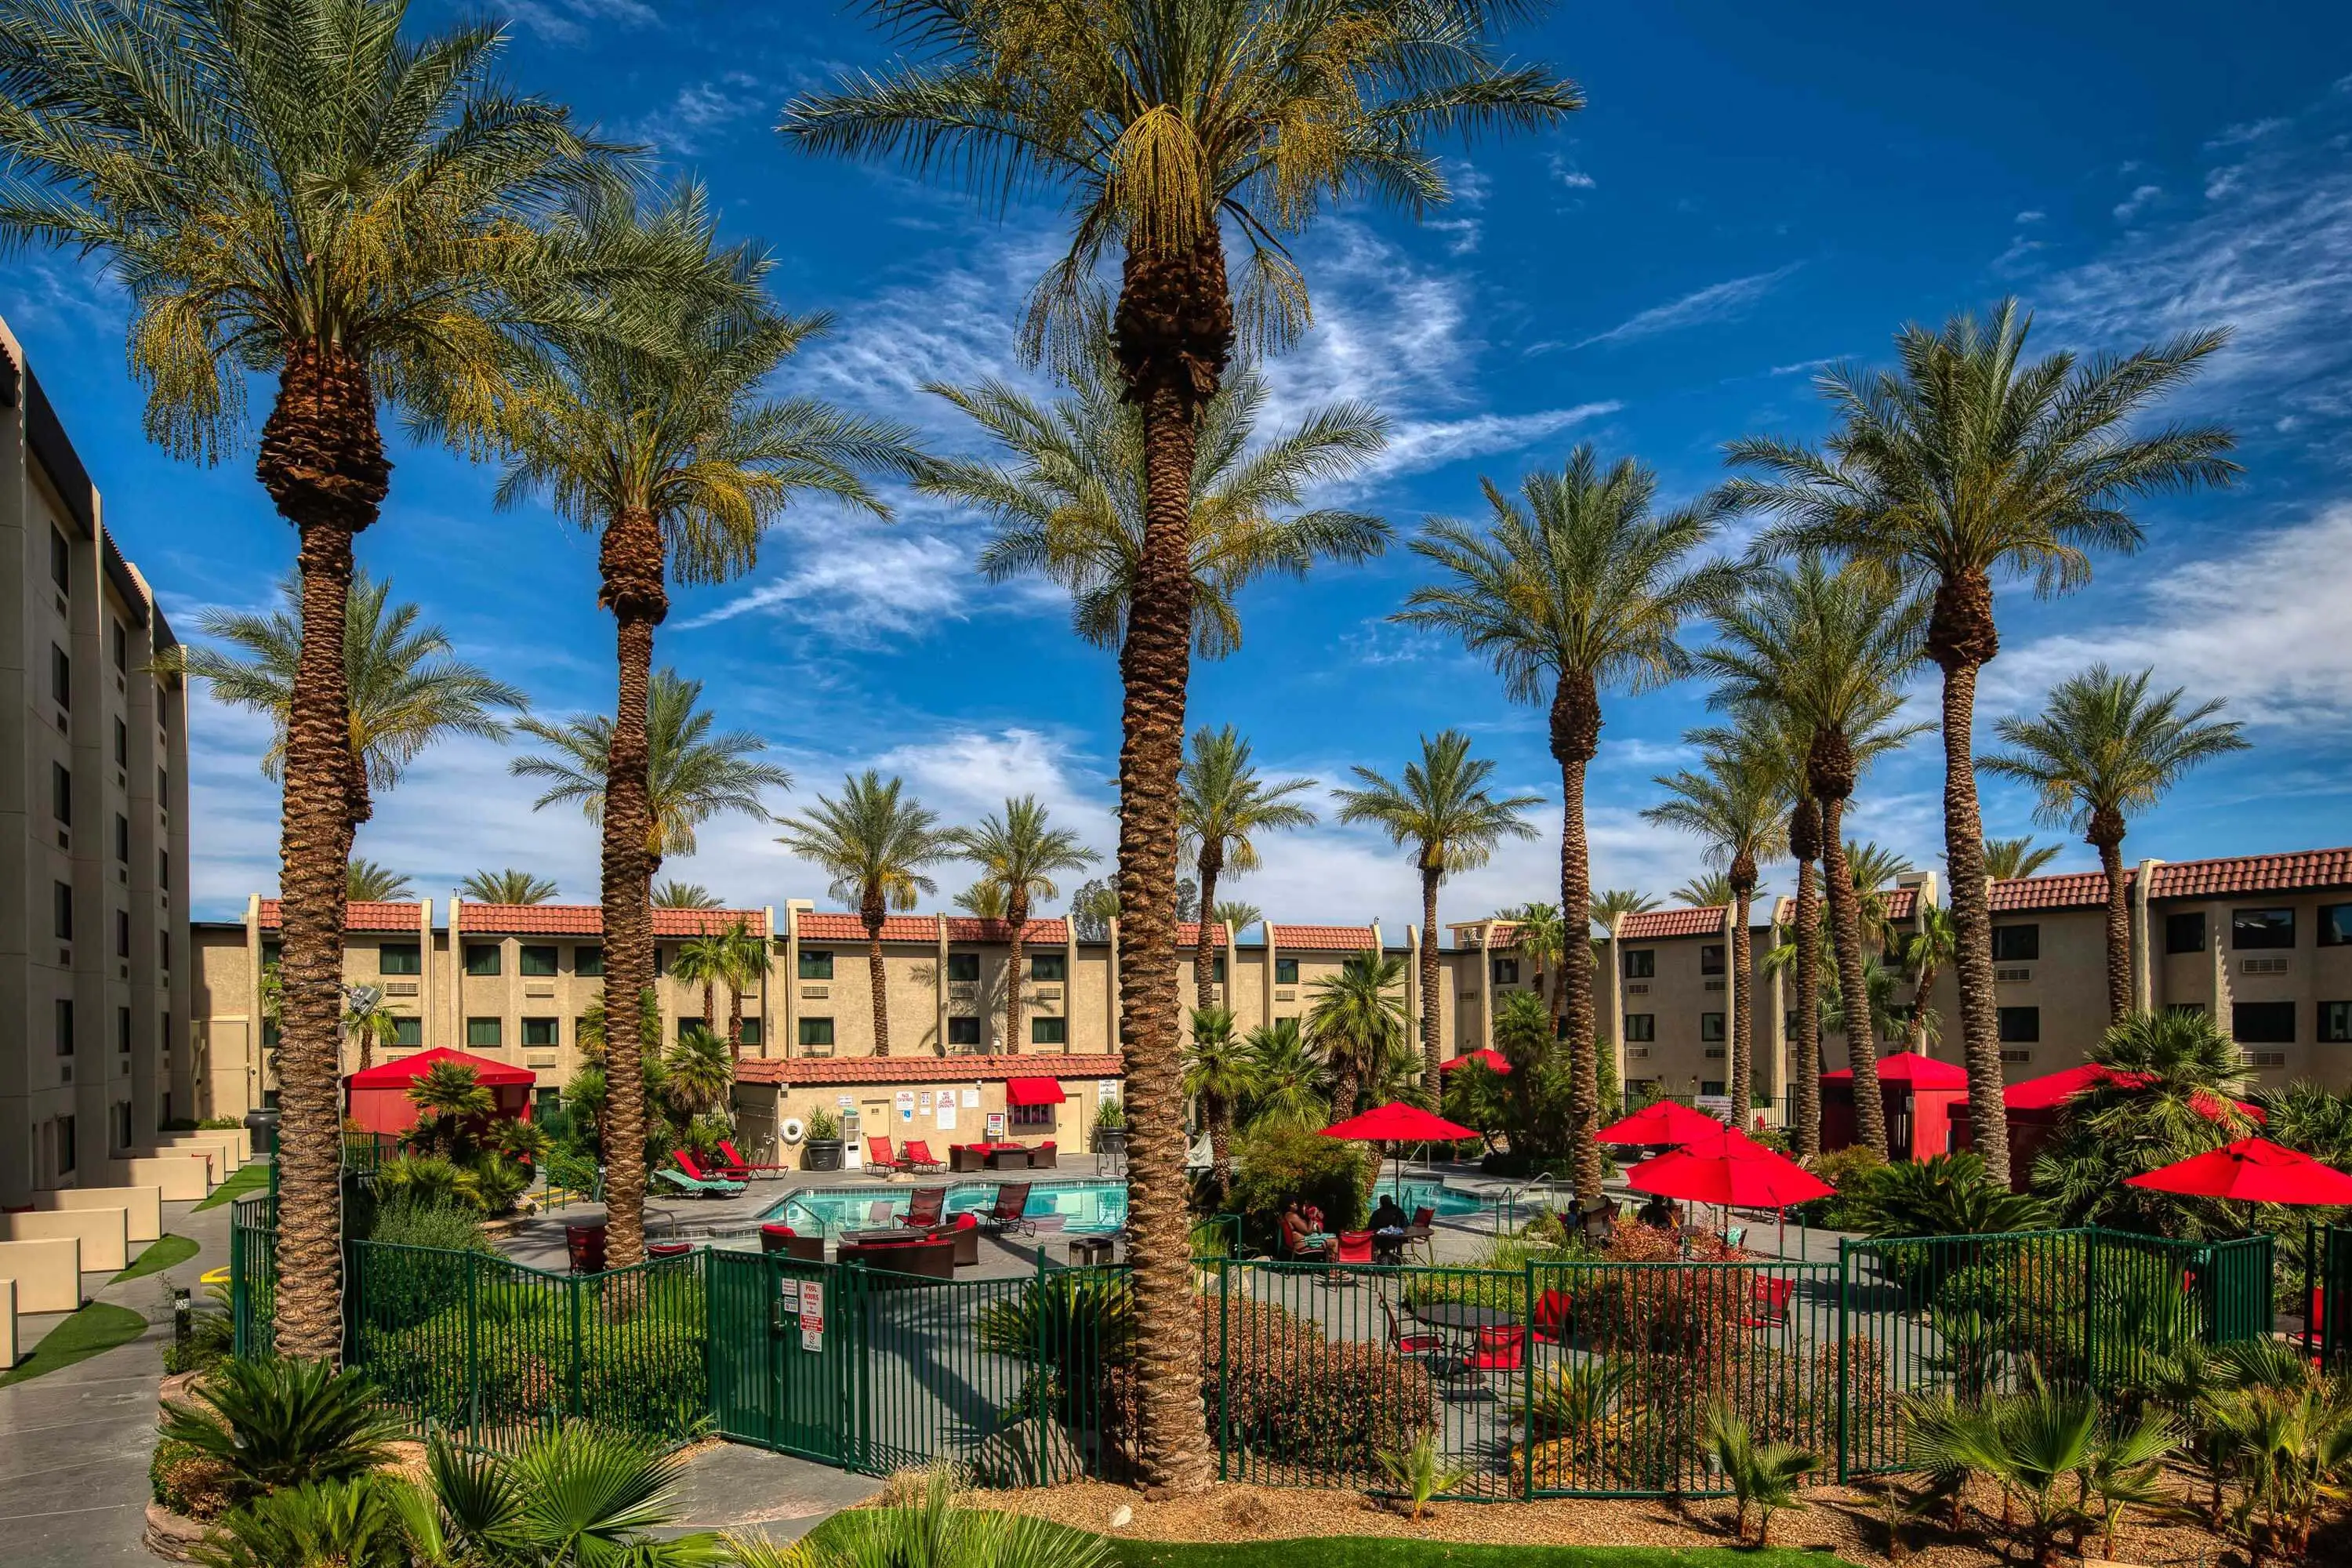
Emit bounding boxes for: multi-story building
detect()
[0,318,193,1208]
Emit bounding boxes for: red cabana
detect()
[1440,1047,1512,1075]
[343,1047,535,1137]
[1822,1050,1966,1162]
[1598,1099,1727,1147]
[1995,1064,2267,1189]
[2124,1138,2352,1205]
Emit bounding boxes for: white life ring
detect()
[780,1116,807,1145]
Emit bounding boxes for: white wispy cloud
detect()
[2015,209,2045,223]
[507,0,659,45]
[2112,183,2164,222]
[622,73,773,157]
[1573,263,1802,350]
[1547,151,1596,191]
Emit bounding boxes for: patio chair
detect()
[1463,1324,1526,1375]
[654,1167,744,1199]
[1533,1287,1575,1345]
[673,1148,748,1184]
[1403,1206,1438,1265]
[904,1185,949,1229]
[717,1138,792,1175]
[1336,1230,1375,1264]
[976,1181,1035,1236]
[1381,1296,1446,1359]
[900,1140,946,1174]
[1744,1276,1795,1328]
[866,1137,907,1175]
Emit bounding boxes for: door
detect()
[708,1252,854,1464]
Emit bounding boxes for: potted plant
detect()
[804,1108,843,1172]
[1093,1098,1127,1160]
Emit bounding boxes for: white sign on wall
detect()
[895,1091,916,1122]
[961,1088,980,1109]
[937,1100,956,1132]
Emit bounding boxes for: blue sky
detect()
[9,0,2352,928]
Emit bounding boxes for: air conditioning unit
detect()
[1999,1049,2033,1065]
[1704,1047,1726,1059]
[384,981,419,996]
[2241,957,2289,977]
[1627,1046,1650,1059]
[1996,967,2031,984]
[524,982,555,999]
[1274,989,1296,1002]
[1625,982,1649,995]
[2246,1051,2288,1069]
[1703,978,1725,992]
[1031,985,1064,1002]
[800,984,829,1000]
[947,981,978,1000]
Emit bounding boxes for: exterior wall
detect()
[0,319,191,1207]
[735,1068,1127,1169]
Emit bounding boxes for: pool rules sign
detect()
[778,1278,825,1350]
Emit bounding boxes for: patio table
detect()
[1409,1300,1516,1334]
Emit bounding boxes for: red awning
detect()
[1004,1076,1066,1107]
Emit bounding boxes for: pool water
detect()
[1379,1181,1489,1219]
[768,1180,1129,1238]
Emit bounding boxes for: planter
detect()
[804,1139,843,1172]
[143,1502,209,1563]
[1093,1129,1127,1161]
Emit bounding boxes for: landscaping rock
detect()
[969,1417,1083,1488]
[143,1501,208,1563]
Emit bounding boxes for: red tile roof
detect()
[1987,872,2112,913]
[946,917,1068,945]
[786,913,1066,945]
[1176,922,1230,947]
[258,900,426,933]
[1269,923,1377,951]
[735,1053,1123,1087]
[1620,906,1727,941]
[455,903,768,938]
[2148,847,2352,899]
[1878,886,1919,920]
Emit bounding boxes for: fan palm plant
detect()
[407,1426,724,1568]
[1305,952,1410,1121]
[1981,664,2247,1020]
[1500,902,1570,1037]
[346,860,416,903]
[407,1062,493,1160]
[1240,1018,1326,1129]
[1404,448,1746,1199]
[949,797,1100,1053]
[652,880,722,909]
[457,869,560,906]
[1984,836,2063,880]
[0,0,641,1357]
[1703,558,1928,1156]
[789,7,1581,1492]
[1644,722,1791,1125]
[159,1356,400,1506]
[1334,731,1541,1094]
[1729,300,2238,1182]
[775,774,950,1058]
[662,1028,734,1121]
[1175,728,1316,1007]
[1181,1006,1256,1200]
[715,920,769,1059]
[1703,1399,1821,1546]
[200,1476,415,1568]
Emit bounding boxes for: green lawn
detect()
[192,1162,270,1210]
[0,1301,148,1387]
[114,1233,201,1283]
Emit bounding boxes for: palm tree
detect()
[457,869,560,906]
[1704,559,1927,1156]
[1984,836,2063,880]
[1402,448,1745,1201]
[1181,1006,1256,1200]
[1334,731,1541,1094]
[1176,728,1316,1008]
[670,931,729,1034]
[1982,665,2247,1021]
[1644,724,1791,1127]
[953,880,1010,920]
[1591,889,1660,931]
[1212,901,1262,935]
[1671,873,1737,909]
[775,773,950,1058]
[1500,902,1570,1037]
[340,985,399,1075]
[1240,1018,1327,1129]
[1728,299,2238,1182]
[1846,840,1918,958]
[949,797,1099,1054]
[1305,953,1411,1123]
[346,861,414,903]
[0,0,634,1358]
[789,9,1581,1490]
[1899,902,1956,1055]
[652,881,722,909]
[714,920,768,1060]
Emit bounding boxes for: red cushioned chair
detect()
[901,1140,946,1174]
[1534,1287,1575,1345]
[866,1136,907,1175]
[717,1138,789,1174]
[1336,1230,1376,1265]
[945,1211,981,1267]
[1464,1324,1526,1374]
[1745,1276,1796,1328]
[673,1148,748,1183]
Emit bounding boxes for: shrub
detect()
[1200,1297,1435,1480]
[372,1153,482,1212]
[157,1357,400,1508]
[1852,1152,2053,1240]
[193,1475,414,1568]
[1228,1120,1375,1250]
[1376,1427,1469,1519]
[198,1116,245,1131]
[149,1432,235,1519]
[806,1107,840,1141]
[365,1198,493,1252]
[1791,1145,1885,1226]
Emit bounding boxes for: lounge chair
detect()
[975,1181,1034,1236]
[901,1140,946,1174]
[673,1147,748,1183]
[718,1138,792,1175]
[904,1185,949,1229]
[654,1167,744,1199]
[866,1136,907,1175]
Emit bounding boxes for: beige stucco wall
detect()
[35,1182,161,1243]
[0,1237,81,1312]
[0,1205,127,1272]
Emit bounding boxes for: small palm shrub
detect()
[157,1357,400,1509]
[1929,1374,2182,1566]
[1376,1426,1470,1519]
[1703,1399,1820,1545]
[2199,1356,2352,1565]
[409,1425,724,1568]
[761,1462,1109,1568]
[191,1475,413,1568]
[373,1152,484,1212]
[1853,1152,2053,1240]
[975,1271,1136,1422]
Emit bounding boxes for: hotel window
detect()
[1997,1007,2040,1044]
[1700,1012,1726,1043]
[56,997,74,1054]
[464,942,502,976]
[51,644,69,707]
[1275,957,1298,985]
[2233,908,2296,949]
[522,1018,558,1048]
[159,848,170,890]
[391,1017,423,1048]
[50,527,69,591]
[947,1016,982,1047]
[652,946,666,976]
[1624,1014,1656,1043]
[2233,1000,2296,1044]
[161,929,170,969]
[2165,912,2206,954]
[111,619,126,670]
[676,1018,703,1042]
[1205,955,1227,982]
[117,1006,131,1053]
[114,717,127,766]
[53,762,71,823]
[575,946,603,977]
[1492,956,1519,985]
[1032,1016,1067,1046]
[465,1018,503,1049]
[946,952,979,982]
[519,945,559,977]
[1032,953,1068,982]
[1624,949,1655,978]
[739,1018,763,1047]
[798,949,833,981]
[1991,924,2040,962]
[379,942,421,976]
[112,1100,133,1156]
[1700,944,1726,976]
[54,880,73,941]
[2320,1002,2352,1044]
[797,1017,834,1051]
[115,813,129,862]
[54,1115,74,1175]
[2318,904,2352,947]
[1700,1080,1726,1098]
[115,908,129,958]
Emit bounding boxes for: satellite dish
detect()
[780,1117,806,1145]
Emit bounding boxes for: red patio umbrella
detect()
[1323,1102,1479,1206]
[1596,1099,1726,1147]
[1626,1126,1834,1251]
[1439,1047,1512,1075]
[2123,1138,2352,1205]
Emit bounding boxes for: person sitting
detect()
[1636,1192,1679,1231]
[1369,1194,1409,1234]
[1280,1200,1333,1261]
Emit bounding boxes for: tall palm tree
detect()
[1305,952,1410,1123]
[1181,1006,1256,1200]
[1981,664,2247,1020]
[1846,840,1918,956]
[1703,560,1927,1156]
[459,869,561,906]
[949,797,1099,1054]
[715,919,769,1060]
[1500,902,1570,1036]
[1727,299,2238,1182]
[0,0,633,1359]
[1591,889,1660,931]
[1334,731,1541,1094]
[1177,728,1316,1008]
[347,861,415,903]
[1212,900,1262,935]
[789,9,1580,1490]
[481,187,909,1266]
[1899,902,1956,1055]
[1671,873,1737,909]
[775,773,951,1059]
[1402,448,1745,1201]
[1240,1018,1326,1129]
[1644,724,1791,1127]
[670,931,729,1034]
[653,881,723,909]
[1984,836,2063,881]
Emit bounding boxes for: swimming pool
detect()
[766,1179,1129,1238]
[1378,1180,1490,1219]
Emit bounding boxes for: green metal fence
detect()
[2320,1224,2352,1367]
[229,1193,278,1359]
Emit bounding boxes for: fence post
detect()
[1835,1239,1852,1483]
[1215,1258,1231,1483]
[1032,1242,1049,1488]
[2082,1232,2100,1391]
[568,1272,584,1420]
[1522,1257,1537,1502]
[229,1205,247,1359]
[465,1250,481,1445]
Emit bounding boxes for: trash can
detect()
[564,1222,607,1274]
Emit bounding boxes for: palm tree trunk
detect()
[1933,645,2009,1183]
[257,345,390,1362]
[864,900,891,1058]
[1107,228,1229,1498]
[1730,880,1755,1129]
[1004,891,1028,1055]
[1418,865,1443,1092]
[1789,799,1824,1160]
[701,981,714,1033]
[1328,1060,1360,1123]
[596,498,664,1270]
[727,982,744,1063]
[1192,845,1221,1011]
[1209,1094,1234,1204]
[1820,794,1888,1155]
[1550,676,1603,1205]
[2093,815,2130,1022]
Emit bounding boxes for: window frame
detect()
[378,942,422,977]
[1996,1006,2041,1044]
[1624,949,1656,979]
[574,946,603,978]
[2232,907,2297,950]
[797,1017,835,1051]
[1623,1013,1656,1043]
[2232,1000,2296,1045]
[463,942,503,977]
[1030,952,1069,983]
[1491,956,1519,985]
[946,952,980,983]
[798,949,834,981]
[2164,911,2207,955]
[464,1017,503,1049]
[1275,956,1299,985]
[52,760,70,824]
[2320,1000,2352,1044]
[50,643,69,708]
[53,880,72,941]
[518,944,559,978]
[1700,1011,1726,1043]
[1700,944,1726,976]
[2318,904,2352,948]
[946,1015,982,1047]
[1991,924,2041,962]
[390,1017,424,1048]
[521,1017,559,1048]
[1031,1015,1068,1046]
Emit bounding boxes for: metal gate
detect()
[706,1250,857,1465]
